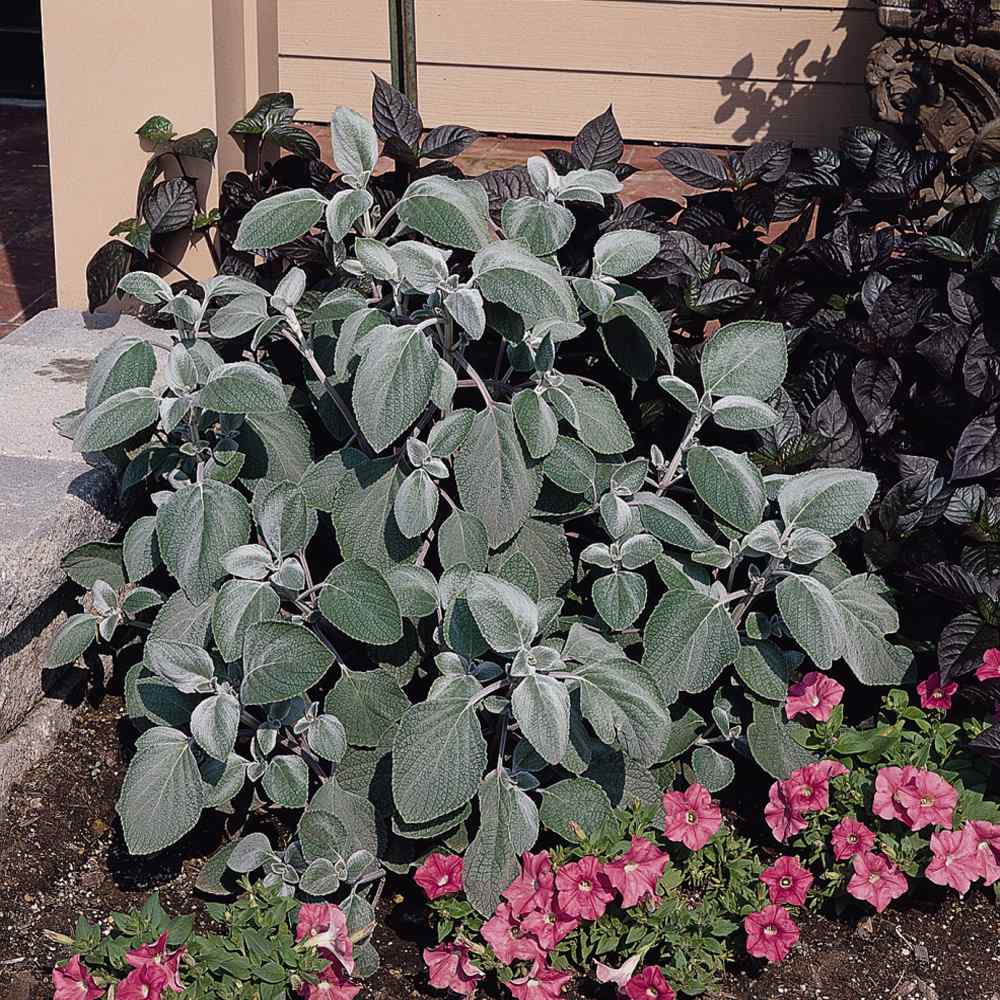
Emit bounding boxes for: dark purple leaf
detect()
[807,388,862,467]
[953,415,1000,480]
[869,281,934,343]
[656,147,730,189]
[572,106,623,170]
[969,723,1000,764]
[907,562,985,604]
[265,124,321,160]
[840,126,883,173]
[420,125,481,160]
[173,128,218,161]
[939,611,1000,680]
[740,141,792,183]
[475,165,535,217]
[543,149,580,174]
[142,177,198,235]
[852,358,901,423]
[86,240,145,313]
[230,92,294,136]
[690,278,754,318]
[371,74,422,148]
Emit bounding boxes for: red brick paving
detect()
[0,104,55,338]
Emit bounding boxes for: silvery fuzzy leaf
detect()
[298,858,342,896]
[257,481,309,557]
[600,493,632,539]
[744,520,784,557]
[388,564,440,618]
[594,570,647,630]
[228,832,275,873]
[117,727,204,855]
[354,237,399,281]
[325,667,410,747]
[501,198,576,256]
[620,533,660,569]
[145,638,215,694]
[473,241,578,325]
[527,155,559,196]
[543,436,597,496]
[776,574,843,670]
[333,309,387,385]
[735,640,790,701]
[581,543,613,569]
[691,745,735,793]
[561,377,633,454]
[308,714,348,763]
[830,575,912,684]
[319,560,403,645]
[240,620,335,705]
[445,288,487,340]
[74,387,158,452]
[594,229,660,278]
[557,168,623,203]
[191,690,240,761]
[746,700,816,779]
[539,777,612,842]
[438,508,490,572]
[220,543,275,580]
[198,362,287,414]
[512,390,558,460]
[572,277,615,319]
[712,394,780,431]
[211,579,280,662]
[331,105,379,180]
[603,288,673,371]
[120,587,163,617]
[512,673,571,764]
[786,527,836,565]
[272,266,307,310]
[700,320,787,400]
[497,551,540,601]
[87,336,157,410]
[233,188,327,251]
[635,493,715,552]
[393,468,439,539]
[466,572,539,653]
[658,375,700,414]
[432,358,458,411]
[210,292,270,342]
[262,755,310,809]
[397,175,494,251]
[273,556,306,592]
[778,468,878,538]
[686,445,765,532]
[117,270,173,305]
[46,613,98,667]
[326,188,374,242]
[389,240,451,293]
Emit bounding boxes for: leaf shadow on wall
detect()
[714,10,882,144]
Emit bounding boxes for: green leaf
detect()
[397,175,494,251]
[561,378,633,454]
[786,527,836,565]
[691,745,735,793]
[473,241,578,325]
[543,436,597,496]
[830,575,912,684]
[210,293,269,340]
[211,579,280,662]
[700,320,787,399]
[594,229,660,277]
[438,508,489,572]
[117,727,204,854]
[257,481,309,557]
[593,571,647,630]
[308,714,348,762]
[388,564,440,618]
[428,409,475,458]
[262,755,309,809]
[326,188,374,242]
[453,404,542,548]
[156,481,251,603]
[46,613,97,667]
[86,336,157,409]
[464,769,538,916]
[233,188,327,251]
[191,691,240,761]
[137,114,175,142]
[735,641,790,701]
[325,667,410,747]
[319,560,403,646]
[199,362,287,414]
[391,240,451,293]
[512,674,570,764]
[61,542,125,589]
[355,237,399,281]
[241,621,335,705]
[393,469,439,538]
[466,572,538,653]
[747,700,816,779]
[240,408,313,484]
[712,394,779,431]
[331,105,380,179]
[686,445,765,532]
[392,695,488,823]
[501,198,575,256]
[74,388,158,451]
[776,574,843,670]
[513,390,558,459]
[445,288,487,340]
[352,324,437,451]
[539,777,612,842]
[642,591,739,696]
[635,494,715,551]
[778,468,878,538]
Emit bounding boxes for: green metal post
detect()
[388,0,418,106]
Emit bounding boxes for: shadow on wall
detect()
[715,9,880,144]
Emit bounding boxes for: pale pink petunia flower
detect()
[846,852,908,913]
[830,817,876,861]
[423,942,484,997]
[764,781,807,844]
[925,827,981,895]
[743,905,800,963]
[872,766,920,825]
[481,902,545,966]
[116,965,169,1000]
[554,855,614,921]
[662,783,722,851]
[125,932,184,993]
[785,672,844,722]
[296,903,354,975]
[760,855,813,906]
[917,671,958,711]
[977,648,1000,682]
[967,819,1000,886]
[519,899,579,951]
[414,853,465,901]
[507,962,573,1000]
[603,836,670,909]
[52,956,104,1000]
[503,851,555,916]
[594,954,641,987]
[895,770,958,831]
[298,963,361,1000]
[624,965,677,1000]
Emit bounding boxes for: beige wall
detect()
[42,0,278,310]
[280,0,878,147]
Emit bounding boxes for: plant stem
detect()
[456,354,494,407]
[657,414,700,495]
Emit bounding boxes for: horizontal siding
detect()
[287,59,870,146]
[278,0,389,59]
[280,56,390,118]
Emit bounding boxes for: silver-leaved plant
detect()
[48,87,912,930]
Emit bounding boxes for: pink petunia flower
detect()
[519,900,579,951]
[299,963,361,1000]
[507,962,573,1000]
[52,956,104,1000]
[917,671,958,711]
[662,784,722,851]
[125,932,184,993]
[846,852,908,913]
[624,965,677,1000]
[554,856,614,921]
[785,672,844,722]
[830,817,876,861]
[763,781,807,844]
[872,766,920,825]
[783,761,846,814]
[977,649,1000,682]
[925,827,981,895]
[895,770,958,831]
[423,942,484,997]
[760,855,813,906]
[481,902,545,966]
[603,836,670,909]
[594,954,641,987]
[967,819,1000,886]
[743,905,800,963]
[503,851,556,916]
[117,965,169,1000]
[296,903,353,975]
[414,853,464,901]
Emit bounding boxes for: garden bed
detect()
[3,693,998,1000]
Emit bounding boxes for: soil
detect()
[2,696,999,1000]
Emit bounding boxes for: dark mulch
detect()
[1,696,999,1000]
